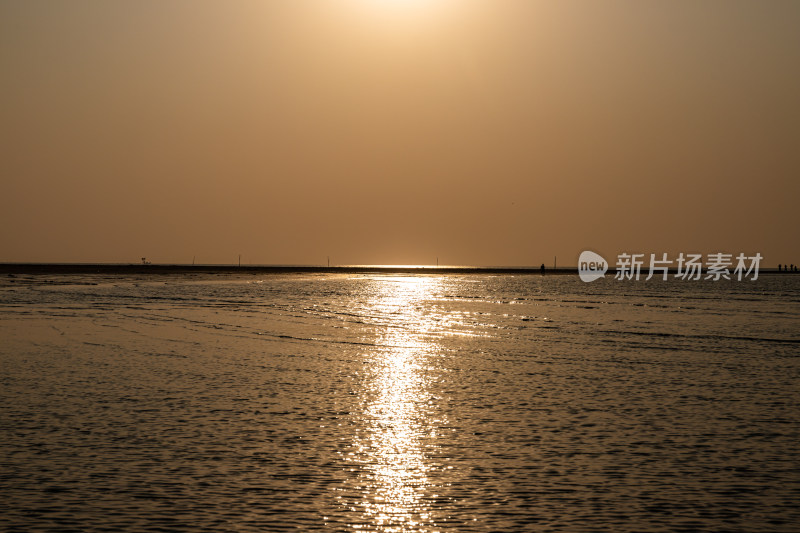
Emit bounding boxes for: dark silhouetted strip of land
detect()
[0,263,577,276]
[1,264,789,278]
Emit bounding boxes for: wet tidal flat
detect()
[1,272,799,531]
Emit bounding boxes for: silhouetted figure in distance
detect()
[540,263,545,275]
[778,264,782,271]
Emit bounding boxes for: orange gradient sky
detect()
[2,1,798,266]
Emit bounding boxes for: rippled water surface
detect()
[1,272,799,531]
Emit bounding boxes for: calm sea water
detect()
[1,272,798,532]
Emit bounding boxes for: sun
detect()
[335,0,461,43]
[353,0,454,20]
[369,0,435,7]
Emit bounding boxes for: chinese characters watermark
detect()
[578,251,762,283]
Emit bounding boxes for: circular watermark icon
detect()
[578,251,608,282]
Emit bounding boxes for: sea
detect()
[1,269,798,532]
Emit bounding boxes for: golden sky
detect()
[2,0,798,266]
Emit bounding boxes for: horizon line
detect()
[0,262,794,276]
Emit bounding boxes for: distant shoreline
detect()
[0,263,575,276]
[0,263,793,276]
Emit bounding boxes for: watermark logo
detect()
[579,251,762,282]
[578,250,608,282]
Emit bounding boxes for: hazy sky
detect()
[2,0,799,266]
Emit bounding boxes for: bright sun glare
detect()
[370,0,433,7]
[355,0,454,20]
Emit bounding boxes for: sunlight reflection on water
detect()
[350,277,441,531]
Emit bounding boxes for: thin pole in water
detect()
[238,254,241,267]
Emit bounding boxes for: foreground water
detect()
[1,271,798,532]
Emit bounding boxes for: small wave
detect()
[604,329,800,345]
[257,332,405,349]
